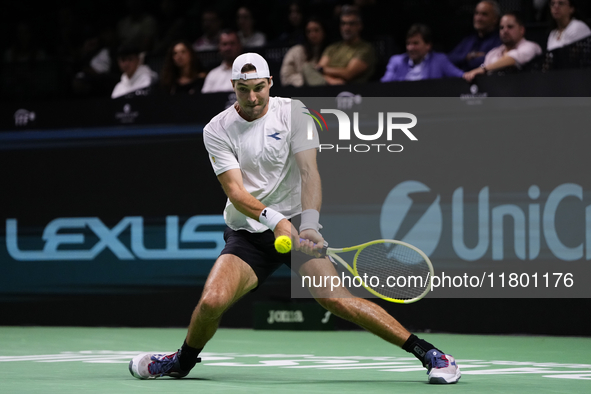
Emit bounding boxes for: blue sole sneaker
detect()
[129,351,199,379]
[426,349,461,384]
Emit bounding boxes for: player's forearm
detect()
[225,187,266,220]
[295,149,323,235]
[300,170,323,239]
[301,168,322,212]
[218,169,289,231]
[226,186,289,232]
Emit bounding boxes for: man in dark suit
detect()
[448,0,502,71]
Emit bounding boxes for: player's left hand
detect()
[297,229,325,258]
[274,218,297,239]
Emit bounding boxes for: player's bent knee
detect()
[197,290,234,318]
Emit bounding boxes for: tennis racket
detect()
[317,239,434,304]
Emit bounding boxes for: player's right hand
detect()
[273,218,297,241]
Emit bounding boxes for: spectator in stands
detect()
[72,25,120,97]
[153,0,188,55]
[448,1,502,71]
[193,8,223,52]
[111,43,158,99]
[272,1,306,46]
[160,40,206,95]
[117,0,158,52]
[309,5,376,85]
[464,12,542,81]
[280,17,328,87]
[3,21,46,63]
[547,0,591,50]
[381,24,463,82]
[236,6,266,48]
[83,25,119,74]
[201,30,243,93]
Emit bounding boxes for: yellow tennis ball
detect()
[274,235,292,253]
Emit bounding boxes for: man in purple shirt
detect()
[448,0,502,71]
[381,24,463,82]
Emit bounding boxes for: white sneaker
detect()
[129,351,196,379]
[425,349,461,384]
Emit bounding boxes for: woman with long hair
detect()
[280,17,329,87]
[160,40,206,95]
[547,0,591,50]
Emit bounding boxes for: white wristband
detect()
[299,209,323,233]
[259,207,286,231]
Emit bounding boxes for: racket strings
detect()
[355,243,430,300]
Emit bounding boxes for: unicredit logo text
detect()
[380,181,591,261]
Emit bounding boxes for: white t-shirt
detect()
[484,39,542,68]
[238,31,266,48]
[111,65,157,99]
[547,19,591,51]
[90,48,111,74]
[203,97,319,232]
[201,63,233,93]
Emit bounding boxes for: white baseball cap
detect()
[231,53,273,86]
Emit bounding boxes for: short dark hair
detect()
[117,42,141,57]
[340,5,362,23]
[502,11,525,26]
[219,29,240,43]
[238,63,271,84]
[240,63,257,73]
[406,24,432,44]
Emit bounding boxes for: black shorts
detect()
[219,215,314,288]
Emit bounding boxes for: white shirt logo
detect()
[14,109,36,126]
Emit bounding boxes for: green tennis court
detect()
[1,327,589,393]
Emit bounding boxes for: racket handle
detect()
[299,238,328,258]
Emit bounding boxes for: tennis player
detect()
[129,53,461,384]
